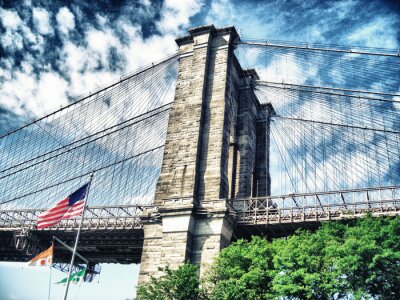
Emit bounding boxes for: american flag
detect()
[37,183,90,229]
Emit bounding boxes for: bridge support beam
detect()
[139,24,271,284]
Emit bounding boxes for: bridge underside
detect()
[1,186,399,263]
[0,228,143,264]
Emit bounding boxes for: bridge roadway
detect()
[230,185,400,238]
[1,186,399,264]
[0,205,147,264]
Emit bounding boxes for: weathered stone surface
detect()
[138,25,273,285]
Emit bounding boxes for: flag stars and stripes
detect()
[37,183,90,229]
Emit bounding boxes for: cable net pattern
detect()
[235,41,400,195]
[0,54,179,209]
[236,40,399,92]
[1,41,399,209]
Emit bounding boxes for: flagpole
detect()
[48,261,52,300]
[63,173,94,300]
[48,239,53,300]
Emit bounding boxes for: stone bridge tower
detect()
[139,25,274,283]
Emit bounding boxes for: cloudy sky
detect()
[0,0,399,299]
[0,0,399,134]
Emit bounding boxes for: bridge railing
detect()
[229,186,400,225]
[0,205,150,230]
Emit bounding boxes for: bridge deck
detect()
[0,205,145,264]
[230,186,400,226]
[0,229,144,264]
[1,186,399,263]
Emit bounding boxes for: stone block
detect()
[138,24,271,285]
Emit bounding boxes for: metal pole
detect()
[53,236,88,264]
[63,173,94,300]
[47,239,53,300]
[47,264,52,300]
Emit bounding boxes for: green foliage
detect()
[334,216,400,299]
[137,263,204,300]
[137,216,400,300]
[206,237,275,300]
[209,216,400,300]
[271,231,342,299]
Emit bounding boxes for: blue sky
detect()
[0,0,399,299]
[0,0,399,134]
[0,262,140,300]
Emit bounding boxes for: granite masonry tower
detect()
[139,25,274,283]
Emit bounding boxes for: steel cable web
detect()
[234,41,399,196]
[261,85,400,195]
[235,41,399,92]
[0,53,179,209]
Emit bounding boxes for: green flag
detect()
[56,268,86,286]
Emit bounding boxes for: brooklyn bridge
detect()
[0,25,399,282]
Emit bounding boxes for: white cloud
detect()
[0,8,22,29]
[34,72,69,113]
[32,7,53,35]
[260,54,319,85]
[204,0,281,40]
[56,7,75,35]
[86,28,121,68]
[328,0,356,20]
[123,32,177,71]
[0,0,206,126]
[346,16,399,48]
[1,71,36,116]
[0,70,69,117]
[205,0,234,26]
[1,30,24,50]
[0,9,24,51]
[0,15,44,53]
[61,42,86,73]
[96,14,108,27]
[157,0,204,34]
[205,0,399,50]
[140,0,151,7]
[241,47,262,67]
[20,23,38,44]
[0,58,13,81]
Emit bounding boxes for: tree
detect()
[137,263,205,300]
[333,215,400,299]
[208,215,400,300]
[137,216,400,299]
[206,237,275,300]
[271,230,343,299]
